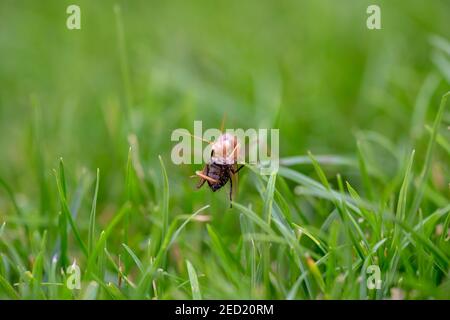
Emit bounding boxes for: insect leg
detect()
[195,170,219,185]
[232,165,245,174]
[228,142,240,162]
[196,176,206,189]
[194,166,207,188]
[229,173,233,208]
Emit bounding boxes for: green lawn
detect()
[0,0,449,299]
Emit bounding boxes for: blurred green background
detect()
[0,0,449,299]
[1,0,449,193]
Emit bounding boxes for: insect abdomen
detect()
[207,163,229,191]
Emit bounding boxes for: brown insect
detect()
[195,133,244,207]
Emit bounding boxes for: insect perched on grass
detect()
[195,132,244,207]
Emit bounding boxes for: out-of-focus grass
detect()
[0,0,449,299]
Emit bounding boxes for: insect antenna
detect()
[195,170,218,184]
[178,131,214,145]
[229,142,240,158]
[220,112,227,133]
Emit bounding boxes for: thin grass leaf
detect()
[357,141,374,201]
[280,155,356,167]
[57,211,68,269]
[409,91,449,221]
[159,155,170,245]
[278,166,324,190]
[263,173,276,224]
[104,248,136,289]
[425,124,450,155]
[293,223,327,254]
[336,175,367,260]
[94,278,127,300]
[410,73,440,139]
[124,147,133,246]
[86,203,131,276]
[232,202,276,237]
[0,178,25,219]
[0,273,19,299]
[167,205,210,249]
[393,218,449,271]
[392,150,415,248]
[135,205,209,298]
[306,255,325,293]
[262,172,276,296]
[0,177,30,246]
[31,231,47,298]
[48,255,58,299]
[186,260,202,300]
[88,168,100,256]
[239,214,258,298]
[0,222,5,238]
[345,181,378,237]
[206,224,243,280]
[308,151,330,190]
[122,243,144,273]
[54,161,88,257]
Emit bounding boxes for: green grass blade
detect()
[263,172,276,225]
[262,172,276,296]
[186,260,202,300]
[0,273,19,299]
[206,224,243,281]
[122,243,144,273]
[308,151,331,190]
[159,155,170,246]
[135,205,208,298]
[57,211,68,269]
[54,160,88,257]
[232,202,276,237]
[409,91,449,220]
[92,275,127,300]
[86,203,131,276]
[394,218,449,271]
[356,141,374,201]
[293,223,327,254]
[88,168,100,257]
[0,222,5,238]
[410,73,440,139]
[280,155,356,167]
[392,150,415,248]
[31,231,47,299]
[0,177,30,246]
[124,147,133,246]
